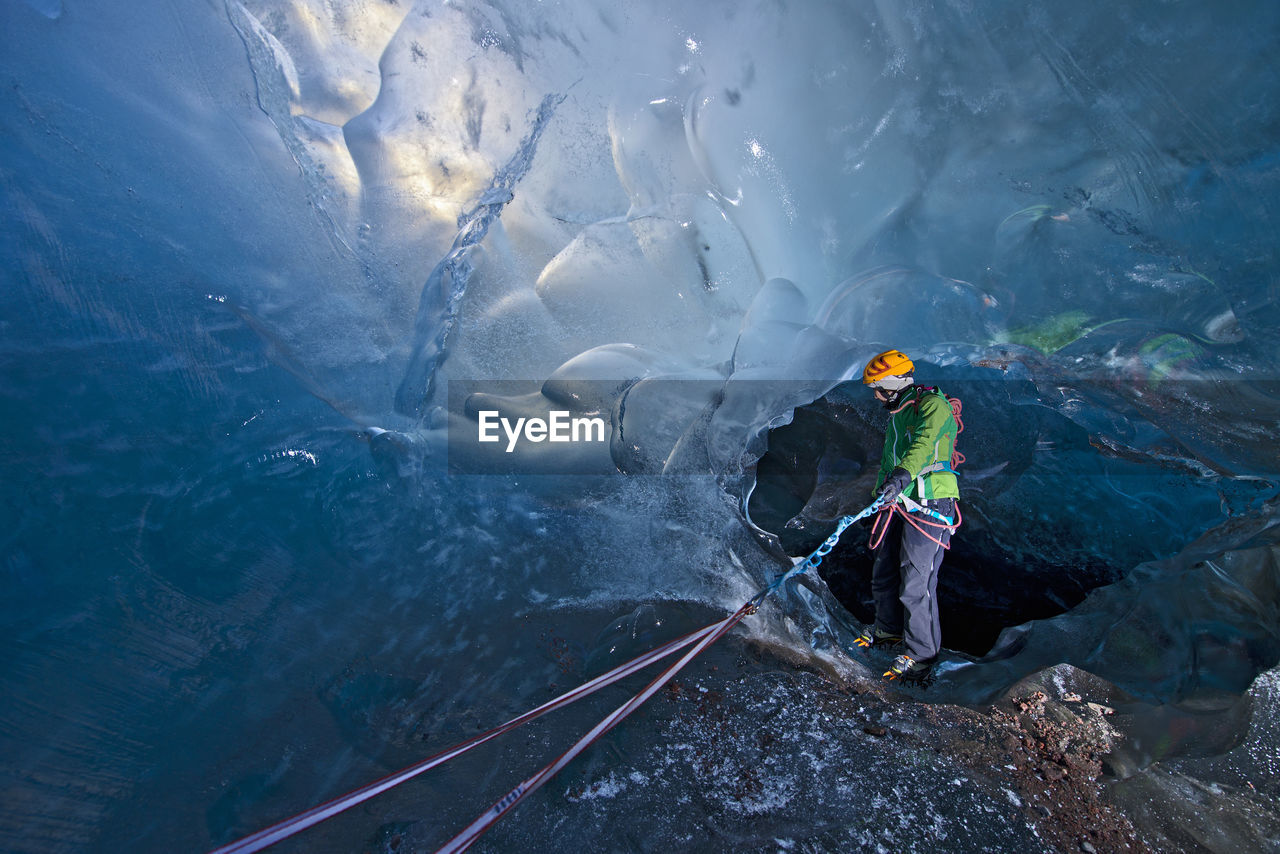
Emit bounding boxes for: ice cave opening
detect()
[742,365,1280,694]
[747,392,1113,659]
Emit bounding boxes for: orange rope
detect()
[868,501,962,551]
[949,396,965,469]
[870,387,966,550]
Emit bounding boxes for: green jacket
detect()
[873,386,960,500]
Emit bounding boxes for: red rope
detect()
[887,389,965,469]
[868,501,962,552]
[870,388,965,551]
[868,506,894,550]
[896,504,952,550]
[949,396,965,469]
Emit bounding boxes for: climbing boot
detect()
[883,654,935,682]
[854,625,903,649]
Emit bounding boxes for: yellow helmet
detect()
[862,349,915,384]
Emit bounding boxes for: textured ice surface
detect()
[1,0,1278,851]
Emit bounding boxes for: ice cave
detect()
[2,1,1278,852]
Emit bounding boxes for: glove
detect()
[876,467,912,504]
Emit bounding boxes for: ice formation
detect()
[1,1,1277,851]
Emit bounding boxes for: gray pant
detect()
[870,498,955,661]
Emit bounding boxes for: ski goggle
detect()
[867,375,912,394]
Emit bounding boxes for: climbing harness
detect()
[211,498,888,854]
[868,493,962,551]
[870,388,965,550]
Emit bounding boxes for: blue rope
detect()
[750,491,960,610]
[750,496,888,607]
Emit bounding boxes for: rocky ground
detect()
[350,639,1278,854]
[852,672,1147,854]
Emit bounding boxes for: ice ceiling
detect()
[2,0,1279,851]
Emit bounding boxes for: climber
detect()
[853,349,960,682]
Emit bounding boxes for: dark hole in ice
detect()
[747,377,1145,658]
[814,527,1114,656]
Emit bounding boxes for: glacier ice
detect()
[1,0,1278,851]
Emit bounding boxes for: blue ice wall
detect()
[2,1,1278,851]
